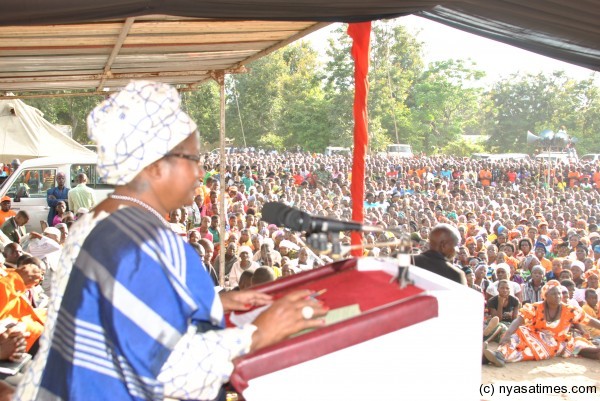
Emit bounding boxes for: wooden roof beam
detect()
[0,70,212,84]
[183,66,248,90]
[232,22,330,69]
[96,17,135,92]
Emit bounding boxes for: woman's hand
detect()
[0,381,15,401]
[29,231,43,240]
[250,290,329,351]
[0,326,27,361]
[220,290,272,313]
[15,264,43,288]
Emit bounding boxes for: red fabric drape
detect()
[348,22,371,257]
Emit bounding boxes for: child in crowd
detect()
[582,288,600,342]
[51,201,66,227]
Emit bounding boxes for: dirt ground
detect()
[482,355,600,401]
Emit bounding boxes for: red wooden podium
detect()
[229,257,483,401]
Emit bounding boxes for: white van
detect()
[324,146,351,156]
[471,153,491,160]
[580,154,600,163]
[485,153,530,162]
[535,151,577,164]
[0,155,113,232]
[385,144,413,158]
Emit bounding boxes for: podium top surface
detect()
[230,257,438,392]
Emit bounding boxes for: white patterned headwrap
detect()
[88,80,197,185]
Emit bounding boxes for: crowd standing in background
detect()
[186,149,600,366]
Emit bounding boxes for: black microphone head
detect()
[261,202,309,232]
[261,202,287,226]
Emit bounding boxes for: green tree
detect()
[323,25,356,148]
[440,137,485,157]
[226,53,287,147]
[181,83,220,148]
[26,93,103,143]
[574,77,600,153]
[368,21,424,146]
[324,22,426,152]
[257,132,285,151]
[487,73,552,151]
[278,42,330,151]
[224,41,333,152]
[546,73,600,154]
[486,72,600,153]
[408,59,486,153]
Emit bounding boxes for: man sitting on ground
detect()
[2,244,22,269]
[0,263,44,353]
[412,223,466,285]
[1,212,30,245]
[0,197,16,227]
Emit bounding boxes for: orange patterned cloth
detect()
[505,256,520,270]
[498,302,592,362]
[0,270,45,351]
[582,304,600,338]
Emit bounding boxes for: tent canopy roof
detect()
[0,98,96,160]
[0,0,598,96]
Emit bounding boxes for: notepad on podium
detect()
[229,257,482,401]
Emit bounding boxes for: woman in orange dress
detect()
[484,280,600,366]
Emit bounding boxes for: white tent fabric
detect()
[0,97,95,163]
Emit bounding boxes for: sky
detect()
[304,15,598,86]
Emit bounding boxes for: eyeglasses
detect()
[164,153,202,164]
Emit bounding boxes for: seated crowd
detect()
[2,148,600,389]
[176,150,600,366]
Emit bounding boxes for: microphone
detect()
[261,202,383,234]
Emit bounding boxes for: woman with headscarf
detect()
[574,270,599,305]
[227,245,259,289]
[484,280,600,367]
[15,81,328,401]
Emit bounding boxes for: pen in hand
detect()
[309,289,327,300]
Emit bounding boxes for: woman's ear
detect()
[145,158,169,180]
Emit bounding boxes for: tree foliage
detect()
[181,82,220,148]
[440,137,486,157]
[323,26,356,148]
[26,93,104,144]
[368,22,424,147]
[409,59,487,153]
[225,52,287,147]
[277,43,330,151]
[486,71,600,153]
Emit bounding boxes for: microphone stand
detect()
[306,232,342,260]
[298,223,415,289]
[381,227,414,289]
[292,232,326,266]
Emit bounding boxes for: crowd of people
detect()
[0,80,599,399]
[177,142,600,367]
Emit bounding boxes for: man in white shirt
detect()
[67,173,96,212]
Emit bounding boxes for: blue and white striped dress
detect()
[33,207,237,401]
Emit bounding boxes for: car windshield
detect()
[388,145,411,153]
